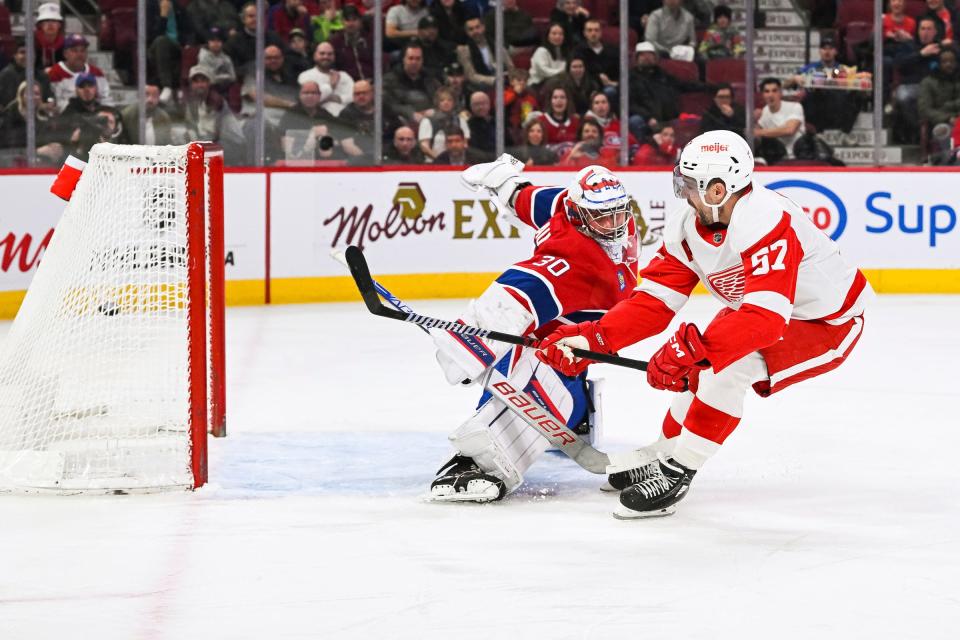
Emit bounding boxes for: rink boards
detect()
[0,166,956,316]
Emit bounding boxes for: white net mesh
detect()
[0,143,211,493]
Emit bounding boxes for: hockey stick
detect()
[334,247,612,473]
[343,246,648,373]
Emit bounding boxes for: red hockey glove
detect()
[647,323,711,392]
[535,321,615,376]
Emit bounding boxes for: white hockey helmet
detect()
[566,165,631,241]
[673,130,754,223]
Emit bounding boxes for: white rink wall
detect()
[0,167,956,316]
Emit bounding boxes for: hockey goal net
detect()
[0,142,225,493]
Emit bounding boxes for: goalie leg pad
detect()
[433,351,576,501]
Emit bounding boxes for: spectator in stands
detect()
[431,0,469,48]
[510,118,559,165]
[47,35,112,112]
[543,56,599,115]
[434,126,486,165]
[443,62,470,115]
[0,81,64,164]
[386,0,429,49]
[383,43,442,127]
[34,2,64,69]
[182,65,244,159]
[383,125,425,164]
[892,17,943,142]
[754,77,805,162]
[285,28,313,75]
[311,0,346,44]
[698,5,745,60]
[269,0,312,44]
[418,16,456,80]
[188,0,242,45]
[633,123,677,165]
[0,43,53,109]
[147,0,192,105]
[630,0,665,41]
[699,83,745,136]
[419,87,471,161]
[243,45,300,124]
[199,28,237,95]
[120,84,173,145]
[485,0,539,49]
[884,0,917,43]
[627,41,695,139]
[466,91,495,157]
[538,85,580,148]
[584,91,637,153]
[505,68,539,143]
[226,2,284,74]
[923,0,957,45]
[457,16,515,92]
[573,19,620,101]
[299,42,354,116]
[329,6,373,81]
[919,48,960,133]
[796,36,862,132]
[278,81,340,161]
[560,118,611,167]
[530,23,569,88]
[550,0,590,47]
[339,79,378,161]
[645,0,696,57]
[62,74,128,159]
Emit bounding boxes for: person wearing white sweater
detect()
[529,23,568,86]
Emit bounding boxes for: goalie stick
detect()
[334,247,613,474]
[343,246,648,373]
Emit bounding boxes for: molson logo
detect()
[765,179,847,241]
[0,229,55,272]
[700,143,729,152]
[324,182,445,251]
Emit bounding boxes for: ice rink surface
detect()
[1,295,958,639]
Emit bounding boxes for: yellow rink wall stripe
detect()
[0,271,956,319]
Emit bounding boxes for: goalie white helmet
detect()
[565,165,631,241]
[673,130,754,224]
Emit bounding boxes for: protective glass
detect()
[672,166,698,199]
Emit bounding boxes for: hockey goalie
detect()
[428,156,645,503]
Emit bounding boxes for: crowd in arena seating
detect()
[1,0,959,167]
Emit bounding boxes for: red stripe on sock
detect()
[662,410,683,439]
[683,398,741,445]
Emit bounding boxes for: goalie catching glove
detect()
[460,153,529,209]
[535,321,616,376]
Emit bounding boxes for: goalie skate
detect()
[429,455,506,503]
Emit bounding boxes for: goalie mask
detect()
[565,166,631,241]
[673,130,754,224]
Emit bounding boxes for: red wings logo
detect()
[707,263,745,303]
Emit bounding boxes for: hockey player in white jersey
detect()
[537,130,873,518]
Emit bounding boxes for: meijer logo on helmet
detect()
[699,143,729,152]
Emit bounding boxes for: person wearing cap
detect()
[146,0,194,104]
[418,15,455,80]
[698,4,745,59]
[61,73,128,160]
[285,28,313,75]
[34,2,64,69]
[199,27,237,92]
[298,41,354,117]
[182,63,245,155]
[329,5,373,81]
[442,62,469,115]
[46,34,112,113]
[627,41,702,139]
[268,0,313,44]
[385,0,428,48]
[644,0,696,56]
[795,34,863,133]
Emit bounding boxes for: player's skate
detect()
[613,458,696,519]
[600,444,664,492]
[430,454,506,503]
